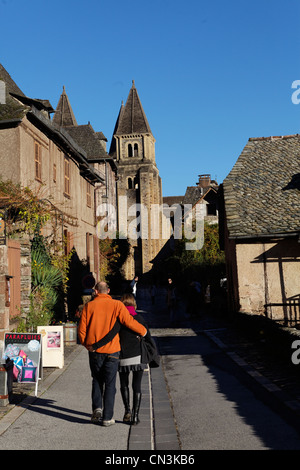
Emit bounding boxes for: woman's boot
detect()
[121,387,131,424]
[132,392,142,425]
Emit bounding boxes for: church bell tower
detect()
[109,81,164,279]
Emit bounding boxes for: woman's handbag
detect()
[140,334,160,368]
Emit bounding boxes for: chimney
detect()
[197,174,211,189]
[0,80,5,104]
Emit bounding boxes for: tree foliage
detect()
[163,223,225,292]
[0,179,50,236]
[99,234,130,291]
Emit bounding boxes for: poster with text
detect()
[3,333,41,387]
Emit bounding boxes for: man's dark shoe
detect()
[91,408,102,424]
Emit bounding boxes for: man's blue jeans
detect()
[88,351,120,420]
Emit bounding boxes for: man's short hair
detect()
[95,281,109,293]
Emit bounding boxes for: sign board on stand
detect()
[37,326,64,369]
[3,333,42,396]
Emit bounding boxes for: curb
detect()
[204,331,300,416]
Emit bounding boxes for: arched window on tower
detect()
[128,144,133,157]
[134,143,139,157]
[128,177,133,189]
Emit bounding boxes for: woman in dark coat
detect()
[119,293,148,425]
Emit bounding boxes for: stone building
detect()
[182,174,219,225]
[220,134,300,323]
[52,86,118,246]
[0,64,105,339]
[0,66,166,343]
[109,81,165,279]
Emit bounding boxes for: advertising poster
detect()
[37,326,64,369]
[3,333,42,396]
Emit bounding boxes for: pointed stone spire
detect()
[113,80,152,135]
[52,86,78,127]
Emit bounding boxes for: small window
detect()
[134,143,138,157]
[53,163,57,182]
[87,181,92,207]
[128,177,133,189]
[64,156,70,196]
[207,203,217,216]
[128,144,133,157]
[86,232,92,265]
[35,142,42,181]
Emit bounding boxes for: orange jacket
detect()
[78,294,147,354]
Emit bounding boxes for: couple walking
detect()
[78,281,153,427]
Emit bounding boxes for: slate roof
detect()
[0,64,28,122]
[0,64,25,97]
[64,124,108,161]
[0,64,104,184]
[163,196,184,206]
[52,87,115,169]
[223,134,300,239]
[10,93,54,113]
[114,80,152,135]
[52,86,77,127]
[109,81,152,156]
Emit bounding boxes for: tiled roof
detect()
[64,124,108,160]
[163,196,184,206]
[0,64,104,184]
[223,134,300,238]
[52,88,114,167]
[52,86,77,127]
[10,93,54,113]
[0,65,54,122]
[183,186,217,206]
[0,64,28,122]
[0,97,28,122]
[112,81,152,136]
[0,64,25,97]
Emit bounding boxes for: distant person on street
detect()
[118,293,149,425]
[150,284,157,305]
[130,275,138,298]
[167,277,177,325]
[78,281,147,427]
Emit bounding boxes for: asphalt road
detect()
[142,287,300,451]
[156,329,300,450]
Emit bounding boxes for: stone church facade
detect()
[109,81,165,279]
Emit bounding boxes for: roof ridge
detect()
[0,63,26,97]
[248,134,300,142]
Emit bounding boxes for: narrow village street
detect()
[1,286,300,452]
[140,287,300,451]
[1,1,300,459]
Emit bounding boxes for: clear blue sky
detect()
[1,0,300,196]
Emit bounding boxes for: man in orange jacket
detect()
[78,281,147,426]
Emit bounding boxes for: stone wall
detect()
[0,239,31,348]
[0,245,9,346]
[235,238,300,321]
